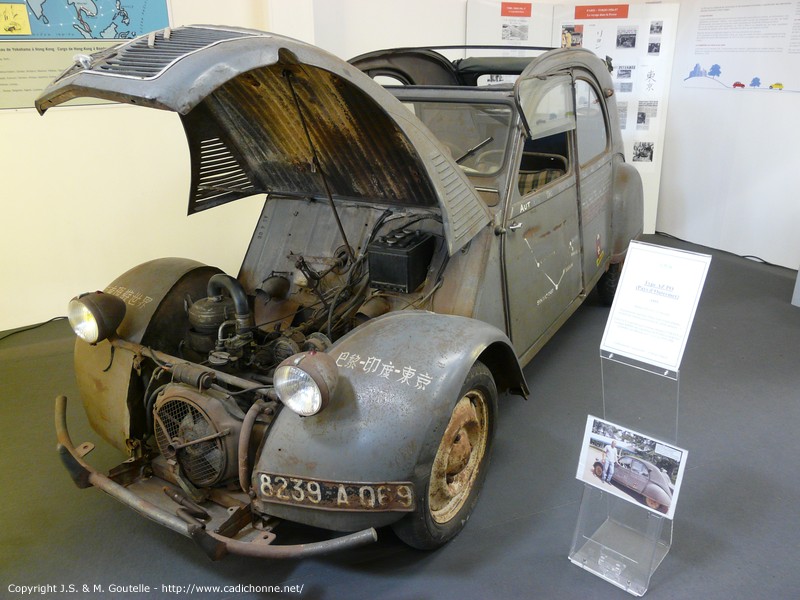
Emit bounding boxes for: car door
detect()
[503,73,582,359]
[626,459,650,493]
[573,75,614,286]
[615,456,633,486]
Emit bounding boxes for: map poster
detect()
[0,0,170,109]
[576,415,688,519]
[600,241,711,376]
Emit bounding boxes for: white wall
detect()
[311,0,467,58]
[3,0,797,331]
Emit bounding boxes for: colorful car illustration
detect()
[770,83,784,90]
[732,81,745,89]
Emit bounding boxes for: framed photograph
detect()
[576,416,688,519]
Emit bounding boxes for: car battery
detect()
[367,230,435,293]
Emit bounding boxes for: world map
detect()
[13,0,169,39]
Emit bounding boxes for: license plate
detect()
[257,473,415,512]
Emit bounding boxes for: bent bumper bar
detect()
[55,395,378,560]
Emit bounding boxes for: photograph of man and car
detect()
[576,416,687,519]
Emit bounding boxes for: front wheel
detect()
[645,496,662,510]
[392,361,497,549]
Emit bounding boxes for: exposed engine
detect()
[141,217,442,491]
[180,221,439,382]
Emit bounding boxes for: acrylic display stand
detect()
[568,351,679,596]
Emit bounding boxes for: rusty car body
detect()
[38,26,642,559]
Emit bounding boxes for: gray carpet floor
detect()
[1,234,798,599]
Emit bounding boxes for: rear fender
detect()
[644,484,672,508]
[610,156,644,262]
[75,258,220,452]
[252,311,527,531]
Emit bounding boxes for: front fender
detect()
[75,258,220,452]
[252,311,527,531]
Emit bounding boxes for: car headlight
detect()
[67,291,126,344]
[274,351,339,417]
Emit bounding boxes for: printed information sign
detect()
[600,241,710,375]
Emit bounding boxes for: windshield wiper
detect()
[455,137,494,164]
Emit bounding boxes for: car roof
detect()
[349,46,554,87]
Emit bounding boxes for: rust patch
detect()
[523,226,541,240]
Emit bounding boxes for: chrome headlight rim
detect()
[273,351,339,417]
[67,291,126,344]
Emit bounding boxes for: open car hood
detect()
[36,26,490,255]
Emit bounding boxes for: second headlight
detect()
[273,351,339,417]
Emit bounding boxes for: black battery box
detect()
[367,230,435,293]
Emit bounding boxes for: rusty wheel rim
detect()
[428,389,489,524]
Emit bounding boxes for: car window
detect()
[514,75,573,197]
[375,74,407,86]
[631,460,648,475]
[575,79,609,165]
[517,74,575,142]
[403,101,513,177]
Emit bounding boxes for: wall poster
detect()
[682,0,800,93]
[0,1,170,109]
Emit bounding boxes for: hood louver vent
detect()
[183,104,262,214]
[93,27,256,80]
[193,137,257,206]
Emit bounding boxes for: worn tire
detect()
[644,496,662,511]
[597,262,622,306]
[392,361,497,550]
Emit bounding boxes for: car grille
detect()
[92,27,257,79]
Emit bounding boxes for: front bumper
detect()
[55,395,378,560]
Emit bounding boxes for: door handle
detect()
[494,221,523,236]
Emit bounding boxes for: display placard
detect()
[600,241,711,375]
[576,415,688,519]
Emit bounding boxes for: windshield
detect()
[402,101,513,177]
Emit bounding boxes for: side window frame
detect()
[513,74,576,200]
[573,74,611,167]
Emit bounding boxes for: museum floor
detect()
[1,234,798,599]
